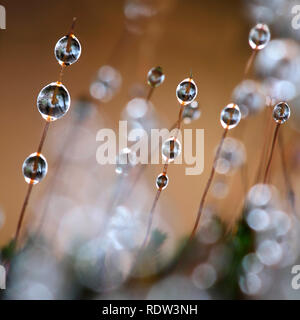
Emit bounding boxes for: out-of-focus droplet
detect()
[247,208,270,231]
[156,173,169,190]
[115,148,136,176]
[211,179,229,199]
[176,78,197,105]
[242,253,264,274]
[182,101,201,124]
[90,65,122,102]
[215,137,246,174]
[269,210,291,236]
[22,152,48,184]
[249,23,271,50]
[262,78,296,102]
[162,137,181,163]
[198,211,223,244]
[147,66,165,88]
[124,0,157,20]
[126,98,149,119]
[247,184,273,207]
[192,263,217,290]
[272,101,290,124]
[256,239,282,266]
[239,273,262,296]
[55,35,81,66]
[220,103,241,129]
[232,80,265,118]
[37,82,71,121]
[256,39,300,87]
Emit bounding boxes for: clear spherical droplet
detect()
[182,101,201,124]
[156,173,169,190]
[147,66,165,88]
[272,102,290,124]
[22,152,48,184]
[220,103,241,129]
[115,148,136,176]
[176,78,197,105]
[55,35,81,66]
[162,137,181,163]
[37,82,71,121]
[249,23,270,50]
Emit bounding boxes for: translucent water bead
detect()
[37,82,71,121]
[220,103,241,129]
[249,23,270,50]
[162,137,181,163]
[272,102,290,124]
[176,78,197,105]
[22,152,48,184]
[147,66,165,88]
[156,173,169,190]
[55,35,81,66]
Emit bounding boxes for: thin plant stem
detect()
[263,123,280,184]
[13,18,77,248]
[146,87,154,101]
[188,127,228,242]
[278,131,296,215]
[140,103,185,250]
[14,121,50,246]
[244,49,257,77]
[34,120,80,237]
[123,120,178,202]
[254,105,273,184]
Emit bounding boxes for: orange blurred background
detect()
[0,0,298,247]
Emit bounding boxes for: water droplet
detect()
[232,80,265,118]
[192,263,217,290]
[161,137,181,163]
[147,66,165,88]
[249,23,270,50]
[256,239,282,266]
[37,82,71,121]
[215,137,246,174]
[176,78,197,105]
[247,208,270,231]
[90,65,122,102]
[156,173,169,190]
[55,35,81,66]
[115,148,136,176]
[272,101,290,124]
[182,101,201,124]
[247,184,272,207]
[220,103,241,129]
[22,152,48,184]
[126,98,149,119]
